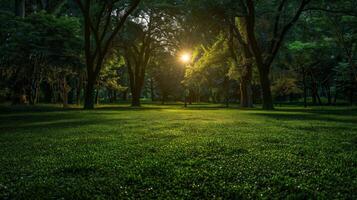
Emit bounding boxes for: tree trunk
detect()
[108,90,113,103]
[15,0,25,18]
[189,89,193,105]
[240,66,253,108]
[240,80,253,108]
[62,76,69,108]
[258,68,274,110]
[40,0,49,11]
[302,68,307,108]
[84,77,95,109]
[29,80,40,105]
[224,77,230,108]
[317,91,322,106]
[130,78,144,107]
[311,83,323,106]
[131,90,141,107]
[29,64,40,105]
[243,0,309,110]
[76,76,82,105]
[312,92,317,105]
[113,91,117,102]
[310,73,318,106]
[234,17,254,108]
[333,86,338,105]
[197,86,201,103]
[326,85,331,105]
[150,77,155,102]
[122,90,127,101]
[12,85,27,105]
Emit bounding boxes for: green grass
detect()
[0,104,356,199]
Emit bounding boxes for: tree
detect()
[75,0,140,109]
[182,34,233,105]
[15,0,25,17]
[229,17,254,108]
[120,3,177,106]
[0,11,83,107]
[98,55,127,103]
[236,0,312,109]
[150,52,184,104]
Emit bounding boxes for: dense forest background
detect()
[0,0,356,110]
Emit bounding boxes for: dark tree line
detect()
[0,0,356,109]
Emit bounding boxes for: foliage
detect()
[0,11,83,104]
[183,34,233,102]
[272,77,302,99]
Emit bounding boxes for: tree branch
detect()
[267,0,311,67]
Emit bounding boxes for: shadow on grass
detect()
[275,107,357,116]
[0,109,138,132]
[254,109,357,124]
[0,104,240,114]
[0,104,79,113]
[95,106,165,111]
[0,117,129,131]
[1,104,356,130]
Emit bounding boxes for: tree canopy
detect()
[0,0,356,108]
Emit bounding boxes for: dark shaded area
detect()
[255,107,357,124]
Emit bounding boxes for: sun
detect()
[180,52,191,63]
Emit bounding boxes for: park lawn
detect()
[0,104,356,199]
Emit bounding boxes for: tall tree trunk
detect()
[312,81,317,106]
[130,78,144,107]
[316,90,322,105]
[15,0,25,18]
[312,91,317,105]
[76,0,140,109]
[258,68,274,110]
[302,68,307,108]
[233,17,254,108]
[108,90,113,103]
[131,89,141,107]
[122,90,127,101]
[197,86,201,103]
[76,76,82,105]
[244,2,274,110]
[126,56,146,107]
[240,67,253,108]
[224,77,230,108]
[150,77,155,102]
[189,89,193,105]
[84,76,95,109]
[40,0,49,10]
[310,72,321,106]
[333,86,338,105]
[62,76,69,108]
[243,0,310,110]
[240,80,253,108]
[326,85,331,105]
